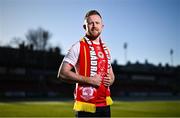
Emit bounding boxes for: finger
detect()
[103,77,111,86]
[103,80,110,84]
[103,79,110,84]
[103,81,110,87]
[106,73,110,77]
[104,76,110,81]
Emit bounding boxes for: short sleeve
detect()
[63,41,80,66]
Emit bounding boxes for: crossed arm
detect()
[57,61,115,87]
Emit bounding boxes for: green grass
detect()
[112,101,180,117]
[0,100,180,117]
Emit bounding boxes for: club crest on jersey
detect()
[80,87,96,101]
[98,52,104,58]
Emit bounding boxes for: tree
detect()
[9,37,24,48]
[26,27,51,50]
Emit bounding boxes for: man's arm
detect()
[57,61,102,87]
[103,67,115,87]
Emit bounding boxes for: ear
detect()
[83,25,86,30]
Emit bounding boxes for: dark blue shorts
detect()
[76,105,111,117]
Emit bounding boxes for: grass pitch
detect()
[0,100,180,117]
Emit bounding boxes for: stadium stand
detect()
[0,46,179,100]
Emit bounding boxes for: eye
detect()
[96,22,100,24]
[88,22,93,25]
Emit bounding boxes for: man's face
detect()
[84,14,104,39]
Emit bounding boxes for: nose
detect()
[92,22,96,27]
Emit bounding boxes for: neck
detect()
[85,35,100,44]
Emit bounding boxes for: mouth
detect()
[92,27,99,32]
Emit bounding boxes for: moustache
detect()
[92,27,99,31]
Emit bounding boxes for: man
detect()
[58,10,115,117]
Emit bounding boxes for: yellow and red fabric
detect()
[73,38,113,113]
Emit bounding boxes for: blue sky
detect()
[0,0,179,66]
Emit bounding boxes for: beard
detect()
[88,28,101,40]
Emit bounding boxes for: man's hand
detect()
[90,74,102,87]
[103,74,112,87]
